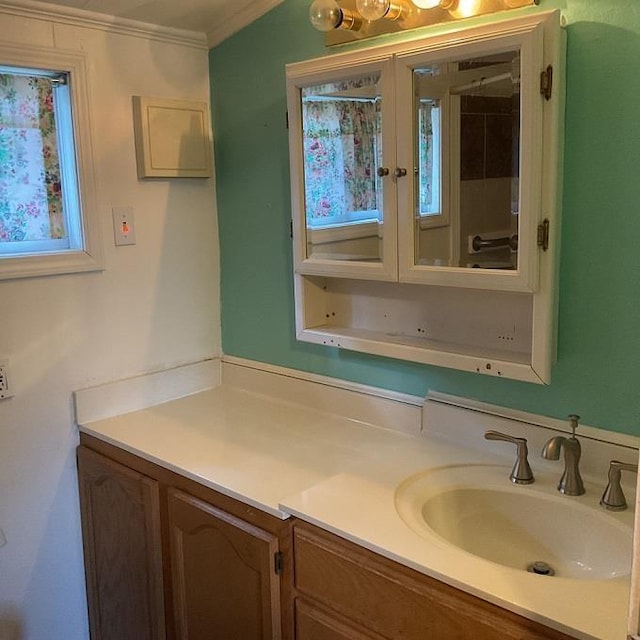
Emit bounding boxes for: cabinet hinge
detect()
[540,65,553,101]
[285,111,289,129]
[537,219,550,251]
[274,551,283,575]
[289,220,293,239]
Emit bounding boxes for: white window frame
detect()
[416,96,446,230]
[0,43,103,280]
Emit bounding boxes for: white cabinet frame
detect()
[286,11,565,385]
[394,23,545,293]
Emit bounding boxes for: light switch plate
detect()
[112,206,136,246]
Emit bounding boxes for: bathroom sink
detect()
[395,465,633,580]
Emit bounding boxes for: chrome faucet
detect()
[541,414,585,496]
[484,430,534,484]
[600,460,638,511]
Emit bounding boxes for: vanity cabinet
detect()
[77,436,294,640]
[78,436,578,640]
[292,522,575,640]
[286,11,564,384]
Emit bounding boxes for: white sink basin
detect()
[395,464,633,580]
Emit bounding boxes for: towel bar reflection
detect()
[472,234,518,252]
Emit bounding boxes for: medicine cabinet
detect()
[286,10,564,384]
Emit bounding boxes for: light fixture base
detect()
[323,0,537,45]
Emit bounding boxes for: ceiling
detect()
[34,0,284,47]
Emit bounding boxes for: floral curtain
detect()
[302,78,381,223]
[0,73,65,243]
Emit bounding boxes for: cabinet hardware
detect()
[537,219,550,251]
[540,65,553,101]
[274,551,283,575]
[394,167,407,178]
[377,167,389,177]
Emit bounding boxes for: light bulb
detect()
[309,0,343,31]
[448,0,480,18]
[356,0,391,20]
[309,0,362,31]
[357,0,405,21]
[411,0,442,8]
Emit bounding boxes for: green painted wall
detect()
[210,0,640,435]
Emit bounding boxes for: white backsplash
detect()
[423,391,640,496]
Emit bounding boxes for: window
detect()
[0,45,102,279]
[416,98,441,219]
[413,65,446,230]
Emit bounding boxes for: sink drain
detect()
[527,561,555,576]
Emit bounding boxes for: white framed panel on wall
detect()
[132,96,212,179]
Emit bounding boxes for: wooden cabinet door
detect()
[77,446,165,640]
[168,488,282,640]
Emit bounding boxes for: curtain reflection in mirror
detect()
[302,76,381,227]
[301,74,384,262]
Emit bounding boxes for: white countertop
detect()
[79,384,633,640]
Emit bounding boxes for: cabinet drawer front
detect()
[296,598,385,640]
[293,523,572,640]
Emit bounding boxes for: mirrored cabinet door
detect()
[287,60,398,281]
[396,22,545,292]
[411,53,520,270]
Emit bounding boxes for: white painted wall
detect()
[0,7,220,640]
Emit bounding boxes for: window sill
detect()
[307,220,380,245]
[418,213,448,230]
[0,248,104,280]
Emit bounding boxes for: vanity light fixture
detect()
[309,0,537,43]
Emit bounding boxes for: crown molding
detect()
[0,0,208,49]
[207,0,283,48]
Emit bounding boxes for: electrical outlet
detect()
[112,206,136,246]
[0,362,13,399]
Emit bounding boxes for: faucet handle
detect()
[568,414,580,438]
[484,430,534,485]
[600,460,638,511]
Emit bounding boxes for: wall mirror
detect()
[301,73,384,264]
[288,17,547,292]
[295,49,523,279]
[411,50,521,272]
